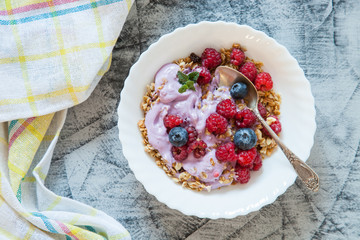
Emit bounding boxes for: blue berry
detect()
[169,127,188,147]
[230,82,247,99]
[233,128,257,150]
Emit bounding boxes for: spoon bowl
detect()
[216,66,258,110]
[215,66,320,192]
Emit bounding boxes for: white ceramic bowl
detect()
[117,21,316,219]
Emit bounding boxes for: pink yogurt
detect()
[145,63,237,190]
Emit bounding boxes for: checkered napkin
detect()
[0,0,133,239]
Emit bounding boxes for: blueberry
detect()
[169,127,188,147]
[233,128,257,150]
[230,82,248,99]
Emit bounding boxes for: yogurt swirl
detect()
[145,63,236,190]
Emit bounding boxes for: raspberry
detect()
[235,108,257,128]
[215,142,237,162]
[188,139,207,158]
[258,102,267,119]
[239,62,257,82]
[262,115,282,136]
[201,48,221,69]
[230,48,245,66]
[163,115,183,129]
[185,126,198,143]
[237,147,257,167]
[234,166,251,184]
[171,145,188,161]
[205,113,228,135]
[254,72,273,91]
[194,66,212,85]
[251,152,262,171]
[216,99,236,119]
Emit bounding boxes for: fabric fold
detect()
[1,111,131,240]
[0,0,134,239]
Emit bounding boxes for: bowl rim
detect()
[117,21,316,219]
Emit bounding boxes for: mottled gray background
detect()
[45,0,360,239]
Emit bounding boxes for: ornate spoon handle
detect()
[253,109,320,192]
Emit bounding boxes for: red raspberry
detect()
[171,145,188,161]
[258,102,267,119]
[234,166,251,184]
[188,139,207,158]
[230,48,245,66]
[201,48,221,69]
[251,152,262,171]
[262,115,282,136]
[239,62,257,82]
[215,142,237,162]
[206,113,228,135]
[235,108,257,128]
[254,72,273,91]
[237,147,257,167]
[163,115,183,129]
[185,126,198,143]
[216,99,237,119]
[194,66,212,85]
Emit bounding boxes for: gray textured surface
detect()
[45,0,360,239]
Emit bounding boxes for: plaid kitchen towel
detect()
[0,0,134,239]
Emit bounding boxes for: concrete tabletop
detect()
[46,0,360,239]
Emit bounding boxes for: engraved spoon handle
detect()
[253,109,320,192]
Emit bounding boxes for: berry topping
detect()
[201,48,222,69]
[168,127,188,147]
[251,152,262,171]
[239,62,257,82]
[235,108,257,128]
[254,72,273,91]
[237,147,257,167]
[194,66,212,85]
[258,102,267,119]
[190,52,201,63]
[216,99,237,119]
[262,115,282,136]
[230,48,245,66]
[234,166,251,184]
[234,128,257,150]
[206,113,228,135]
[215,142,237,162]
[185,126,198,143]
[164,115,183,129]
[171,145,188,161]
[213,172,220,178]
[230,82,248,99]
[188,139,207,158]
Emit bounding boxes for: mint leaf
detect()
[178,85,188,93]
[177,71,199,93]
[177,71,188,84]
[188,71,199,82]
[185,80,195,90]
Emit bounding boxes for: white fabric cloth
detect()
[0,0,133,122]
[0,0,134,239]
[0,111,131,239]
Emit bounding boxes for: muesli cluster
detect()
[138,43,281,192]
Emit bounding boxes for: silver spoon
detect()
[215,66,320,192]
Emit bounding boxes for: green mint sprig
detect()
[177,71,199,93]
